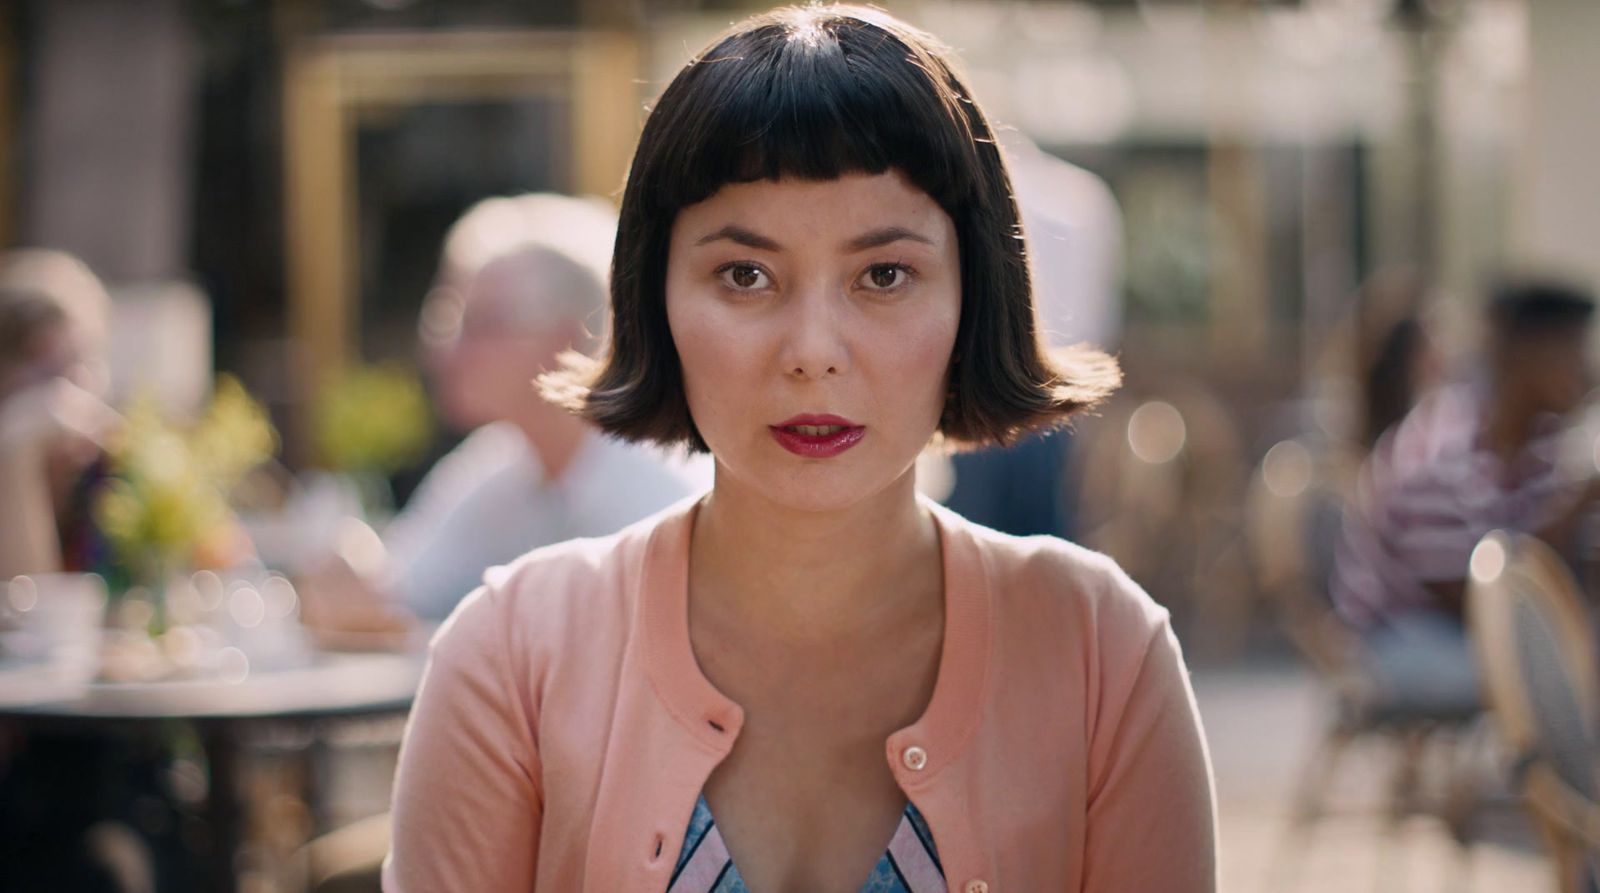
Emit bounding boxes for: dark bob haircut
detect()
[543,4,1120,452]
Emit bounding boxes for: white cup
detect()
[5,573,108,683]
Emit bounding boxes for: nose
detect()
[777,283,850,381]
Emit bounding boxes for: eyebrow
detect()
[843,226,937,252]
[694,225,781,251]
[693,224,937,252]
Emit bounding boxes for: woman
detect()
[0,250,166,892]
[385,6,1216,892]
[0,248,119,579]
[1354,267,1443,452]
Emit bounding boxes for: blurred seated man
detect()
[1331,278,1600,712]
[300,194,702,635]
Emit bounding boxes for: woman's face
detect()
[0,319,88,403]
[665,169,961,512]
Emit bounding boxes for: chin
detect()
[438,400,490,433]
[715,446,915,515]
[767,482,880,515]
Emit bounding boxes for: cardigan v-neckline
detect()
[636,495,995,783]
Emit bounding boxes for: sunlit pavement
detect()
[1193,664,1552,893]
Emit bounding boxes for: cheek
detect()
[439,345,516,397]
[890,330,953,401]
[666,300,712,377]
[883,304,960,411]
[448,348,494,385]
[666,292,751,428]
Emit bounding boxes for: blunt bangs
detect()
[636,10,981,220]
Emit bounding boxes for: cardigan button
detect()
[964,881,989,893]
[901,745,928,771]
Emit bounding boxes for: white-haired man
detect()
[302,194,703,632]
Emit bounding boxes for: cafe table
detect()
[0,645,427,893]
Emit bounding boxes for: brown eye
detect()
[861,264,909,290]
[720,263,769,290]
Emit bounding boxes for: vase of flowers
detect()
[93,375,276,633]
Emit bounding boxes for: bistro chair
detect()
[1252,437,1486,889]
[1468,530,1600,893]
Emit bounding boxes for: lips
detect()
[769,414,866,458]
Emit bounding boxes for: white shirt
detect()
[1001,132,1124,349]
[382,423,706,619]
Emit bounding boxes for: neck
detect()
[1484,384,1538,462]
[688,468,941,642]
[509,402,590,481]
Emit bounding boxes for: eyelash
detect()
[712,261,918,296]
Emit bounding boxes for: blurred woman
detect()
[0,248,118,578]
[0,250,162,893]
[1355,267,1445,452]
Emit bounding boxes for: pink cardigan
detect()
[383,497,1216,892]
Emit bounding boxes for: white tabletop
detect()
[0,648,426,720]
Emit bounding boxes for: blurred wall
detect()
[1511,0,1600,290]
[20,0,196,282]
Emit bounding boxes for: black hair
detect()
[543,4,1119,452]
[1489,278,1596,338]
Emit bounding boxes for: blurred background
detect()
[2,0,1599,890]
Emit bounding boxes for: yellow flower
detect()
[191,374,279,487]
[93,380,279,584]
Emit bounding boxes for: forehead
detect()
[460,253,555,307]
[672,170,955,246]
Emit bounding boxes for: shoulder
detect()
[579,437,708,506]
[393,424,531,528]
[425,422,529,489]
[940,506,1169,647]
[941,510,1198,746]
[1386,386,1481,471]
[429,497,694,670]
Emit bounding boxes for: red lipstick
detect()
[769,414,866,458]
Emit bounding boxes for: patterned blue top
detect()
[666,793,946,893]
